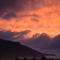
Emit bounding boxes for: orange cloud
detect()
[0,0,60,39]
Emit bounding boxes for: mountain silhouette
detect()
[52,35,60,41]
[25,33,51,49]
[51,35,60,49]
[0,39,45,57]
[24,33,60,50]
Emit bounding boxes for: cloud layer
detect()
[0,30,31,41]
[0,0,60,41]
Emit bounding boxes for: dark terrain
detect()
[0,39,58,60]
[0,39,45,60]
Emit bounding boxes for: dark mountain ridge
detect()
[24,33,60,52]
[0,39,44,57]
[25,33,52,49]
[51,35,60,49]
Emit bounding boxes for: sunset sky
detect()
[0,0,60,40]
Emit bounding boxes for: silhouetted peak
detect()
[30,33,51,41]
[53,34,60,41]
[0,38,21,47]
[0,38,45,57]
[36,33,50,40]
[54,34,60,38]
[32,33,40,39]
[40,33,49,38]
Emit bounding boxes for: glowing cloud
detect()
[0,0,60,40]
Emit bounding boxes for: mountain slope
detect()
[51,35,60,49]
[0,39,44,57]
[25,33,52,49]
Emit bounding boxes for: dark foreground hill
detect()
[0,39,47,60]
[0,39,44,57]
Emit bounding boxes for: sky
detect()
[0,0,60,41]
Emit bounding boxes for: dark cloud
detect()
[0,0,28,11]
[0,0,16,19]
[0,0,16,10]
[31,14,40,22]
[13,30,31,40]
[0,30,31,41]
[1,11,16,19]
[16,0,31,11]
[0,0,31,11]
[0,0,59,11]
[1,0,60,19]
[31,19,39,22]
[32,0,60,9]
[0,0,32,19]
